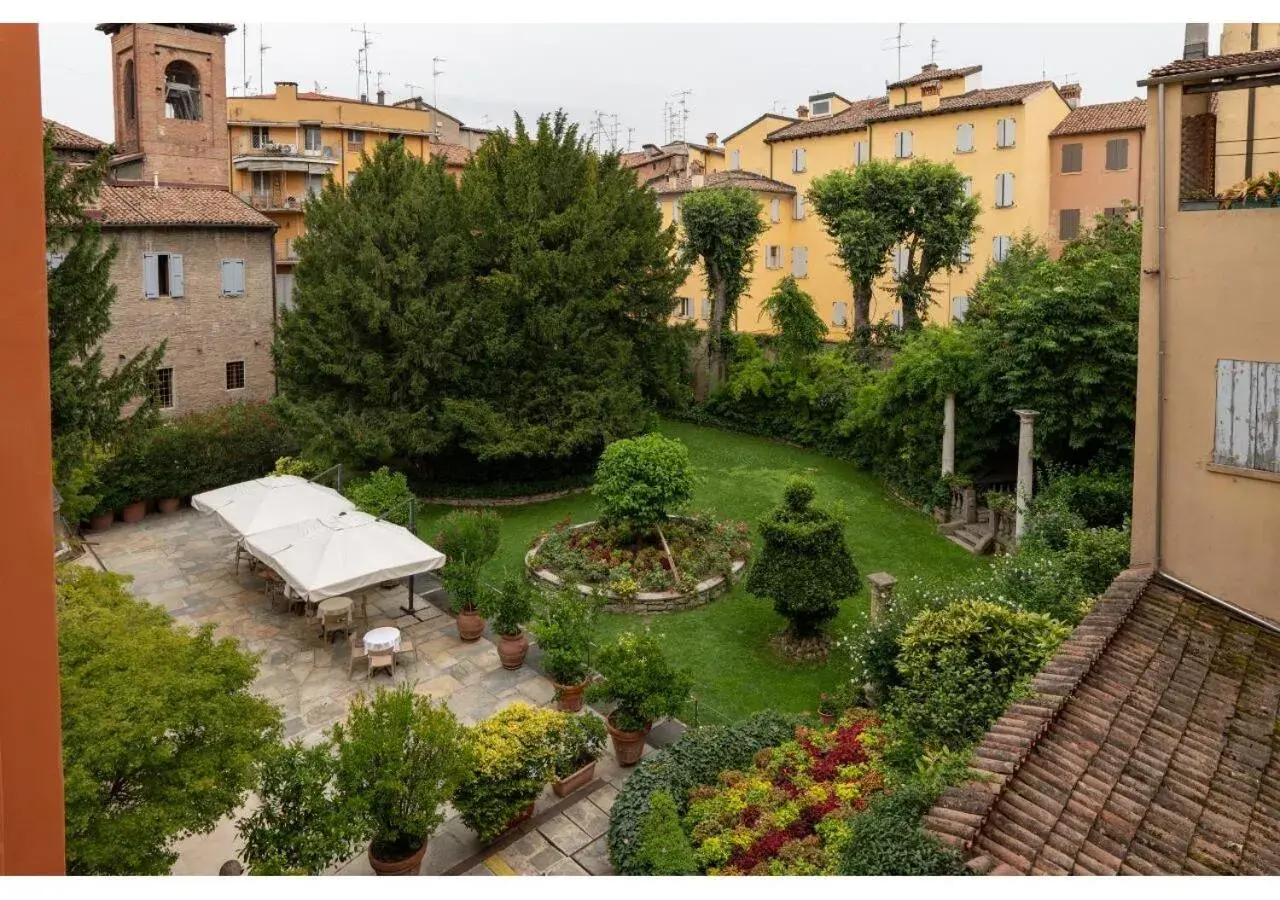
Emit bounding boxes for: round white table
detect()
[316,596,353,617]
[363,626,401,653]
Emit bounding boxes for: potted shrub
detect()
[589,631,693,766]
[550,713,608,797]
[454,704,566,843]
[817,693,837,726]
[480,572,536,670]
[530,588,601,711]
[434,509,501,642]
[331,686,473,876]
[237,739,366,875]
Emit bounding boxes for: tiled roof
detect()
[647,169,796,196]
[1144,47,1280,81]
[866,81,1055,124]
[668,140,725,156]
[44,118,107,152]
[94,184,276,229]
[722,113,799,145]
[1049,100,1148,137]
[430,143,471,167]
[925,569,1280,875]
[887,64,982,90]
[765,97,888,142]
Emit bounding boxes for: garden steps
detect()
[944,521,995,556]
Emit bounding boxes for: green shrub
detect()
[607,710,796,875]
[273,455,321,478]
[889,599,1069,751]
[1021,493,1088,553]
[746,476,860,637]
[633,791,698,875]
[479,571,536,637]
[589,631,693,732]
[550,713,608,779]
[1036,467,1132,527]
[529,589,602,686]
[434,509,502,613]
[345,466,415,525]
[837,783,968,876]
[593,433,694,530]
[1060,521,1131,597]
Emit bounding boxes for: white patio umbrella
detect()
[191,474,356,538]
[242,510,447,603]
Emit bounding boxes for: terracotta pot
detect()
[88,511,114,532]
[120,500,146,524]
[367,839,428,876]
[607,716,650,767]
[552,759,597,798]
[157,497,181,514]
[497,631,529,669]
[554,679,588,712]
[819,712,836,726]
[501,802,536,837]
[456,609,486,642]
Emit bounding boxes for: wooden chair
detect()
[235,540,256,575]
[347,639,368,678]
[320,609,352,643]
[394,637,419,667]
[368,647,395,679]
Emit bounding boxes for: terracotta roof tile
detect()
[1145,47,1280,81]
[429,142,471,167]
[647,169,796,196]
[93,184,275,229]
[1050,100,1148,137]
[887,64,983,90]
[867,81,1056,124]
[44,118,107,153]
[765,97,888,142]
[926,570,1280,875]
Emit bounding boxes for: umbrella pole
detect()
[400,498,424,620]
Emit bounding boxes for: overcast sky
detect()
[40,23,1206,148]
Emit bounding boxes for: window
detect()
[142,252,184,299]
[730,148,741,170]
[996,117,1016,148]
[853,140,869,164]
[792,148,807,173]
[306,173,325,198]
[959,240,973,263]
[892,246,910,278]
[793,194,806,220]
[811,99,831,117]
[163,60,201,121]
[220,259,246,297]
[891,308,903,329]
[1061,142,1083,173]
[1104,206,1128,220]
[152,367,174,409]
[956,123,975,153]
[894,131,913,159]
[699,297,710,320]
[832,301,849,326]
[672,198,682,224]
[792,246,808,278]
[1105,137,1129,171]
[46,252,66,270]
[123,60,136,121]
[251,126,270,149]
[251,171,271,197]
[993,235,1012,263]
[952,296,970,323]
[675,297,692,319]
[1059,209,1081,240]
[962,176,973,198]
[347,171,357,187]
[770,198,781,223]
[1213,360,1280,474]
[995,172,1015,208]
[347,129,364,148]
[226,361,246,391]
[765,245,783,269]
[304,126,322,152]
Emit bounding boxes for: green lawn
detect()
[418,419,981,725]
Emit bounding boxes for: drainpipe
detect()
[1153,82,1168,572]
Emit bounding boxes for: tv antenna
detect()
[258,26,270,100]
[351,23,379,99]
[405,81,423,103]
[883,23,911,81]
[1063,71,1078,85]
[930,36,941,65]
[313,81,327,94]
[239,22,250,95]
[376,70,390,95]
[771,98,785,114]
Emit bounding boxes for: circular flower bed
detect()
[525,513,750,613]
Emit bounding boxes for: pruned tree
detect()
[759,274,826,365]
[679,185,767,392]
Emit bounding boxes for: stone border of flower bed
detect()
[419,485,591,508]
[524,521,747,614]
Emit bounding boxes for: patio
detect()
[86,507,641,875]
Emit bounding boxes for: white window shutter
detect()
[994,235,1011,262]
[1214,360,1280,472]
[730,149,740,170]
[794,195,804,219]
[905,131,913,156]
[799,148,806,170]
[952,296,970,322]
[1006,118,1016,146]
[1006,173,1015,206]
[169,254,185,298]
[142,252,160,299]
[960,240,972,263]
[771,198,780,222]
[673,198,681,223]
[891,308,903,328]
[963,177,973,198]
[221,259,232,295]
[235,259,246,295]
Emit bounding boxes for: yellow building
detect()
[664,65,1073,337]
[226,82,485,306]
[1212,23,1280,191]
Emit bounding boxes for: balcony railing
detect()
[237,192,308,212]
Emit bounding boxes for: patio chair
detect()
[394,637,419,667]
[368,648,395,679]
[347,639,368,678]
[234,540,256,575]
[320,609,352,644]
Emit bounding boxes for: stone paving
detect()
[87,507,650,876]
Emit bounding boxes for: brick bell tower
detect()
[96,23,234,187]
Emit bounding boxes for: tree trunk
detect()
[705,262,728,395]
[852,282,871,332]
[901,295,923,331]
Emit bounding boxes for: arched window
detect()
[163,60,202,121]
[123,60,136,120]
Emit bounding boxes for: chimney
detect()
[275,81,298,102]
[376,89,385,105]
[796,104,810,119]
[705,131,718,147]
[1060,83,1082,109]
[920,79,942,111]
[921,62,939,74]
[1183,23,1209,60]
[360,93,367,103]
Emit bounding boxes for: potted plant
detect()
[530,589,601,711]
[454,704,566,843]
[817,693,837,726]
[331,685,473,876]
[550,713,607,797]
[237,739,366,875]
[588,631,693,766]
[480,572,536,669]
[434,510,501,642]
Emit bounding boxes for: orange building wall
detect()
[1048,129,1143,256]
[0,22,66,874]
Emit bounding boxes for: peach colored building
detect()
[621,136,725,185]
[1048,97,1146,256]
[1131,44,1280,624]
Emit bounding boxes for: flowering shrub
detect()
[684,713,887,875]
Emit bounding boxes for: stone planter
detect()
[497,632,529,670]
[607,717,649,767]
[368,839,428,876]
[554,679,588,712]
[120,500,146,524]
[552,759,597,798]
[157,497,181,514]
[456,609,486,642]
[87,510,114,532]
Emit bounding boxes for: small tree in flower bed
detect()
[593,433,694,532]
[684,712,886,875]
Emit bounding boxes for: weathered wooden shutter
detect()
[854,140,869,164]
[891,308,903,328]
[730,149,740,170]
[952,296,970,322]
[957,123,973,152]
[793,246,808,277]
[996,173,1014,207]
[1214,359,1280,473]
[893,246,909,276]
[997,118,1016,147]
[221,259,246,296]
[700,297,709,319]
[169,254,185,298]
[1062,142,1083,173]
[1107,138,1129,170]
[963,177,973,197]
[1060,209,1081,240]
[770,198,780,222]
[993,235,1011,262]
[142,252,160,299]
[794,195,805,219]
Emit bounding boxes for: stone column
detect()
[941,393,956,476]
[1014,409,1038,540]
[867,572,897,625]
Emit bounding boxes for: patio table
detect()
[363,626,401,654]
[316,596,353,617]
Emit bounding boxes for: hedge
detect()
[607,710,795,875]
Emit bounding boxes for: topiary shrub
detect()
[593,433,694,531]
[607,710,795,875]
[345,466,415,526]
[746,476,860,638]
[633,791,698,875]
